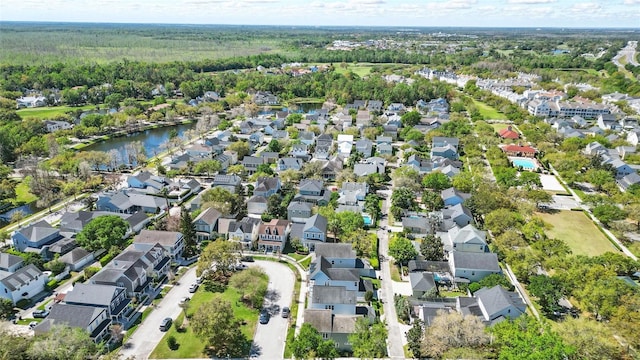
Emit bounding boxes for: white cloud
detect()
[623,0,640,4]
[570,2,602,11]
[507,0,555,4]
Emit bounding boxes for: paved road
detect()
[251,260,295,359]
[376,189,405,359]
[120,267,197,360]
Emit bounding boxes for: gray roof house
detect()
[212,174,242,193]
[59,248,94,271]
[355,139,373,158]
[299,214,328,251]
[0,264,47,304]
[449,252,501,283]
[11,220,62,253]
[309,285,357,315]
[63,283,130,321]
[0,253,23,273]
[278,157,304,172]
[618,172,640,191]
[193,207,222,241]
[458,286,526,325]
[247,195,268,215]
[409,272,437,298]
[441,187,471,206]
[254,177,281,198]
[295,179,331,206]
[133,230,185,260]
[440,224,488,253]
[304,309,361,352]
[34,304,111,343]
[442,203,473,228]
[287,201,313,223]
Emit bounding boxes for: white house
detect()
[337,134,354,157]
[0,264,48,304]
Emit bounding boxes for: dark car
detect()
[259,310,270,324]
[281,307,290,318]
[159,317,172,331]
[241,256,254,262]
[32,310,49,318]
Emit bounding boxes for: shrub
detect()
[99,253,115,267]
[167,335,178,350]
[46,279,60,291]
[203,280,227,293]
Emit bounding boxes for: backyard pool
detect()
[363,215,373,225]
[510,157,538,170]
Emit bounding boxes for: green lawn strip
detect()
[628,241,640,258]
[537,210,618,256]
[471,99,508,120]
[149,313,204,359]
[12,178,38,205]
[299,256,311,269]
[390,263,402,282]
[37,299,52,311]
[17,104,97,119]
[490,123,511,132]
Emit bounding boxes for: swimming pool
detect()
[363,215,372,225]
[511,157,537,170]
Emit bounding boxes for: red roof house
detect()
[498,126,520,140]
[502,145,537,158]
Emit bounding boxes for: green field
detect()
[472,99,508,120]
[13,178,37,205]
[333,62,375,77]
[537,210,618,256]
[150,285,261,359]
[491,123,511,132]
[17,104,97,119]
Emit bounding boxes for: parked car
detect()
[159,317,172,331]
[241,256,254,262]
[235,264,248,271]
[281,307,290,318]
[179,297,190,306]
[189,284,199,293]
[196,277,203,285]
[259,310,270,324]
[32,310,49,318]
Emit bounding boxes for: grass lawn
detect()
[333,63,375,77]
[491,123,511,132]
[16,318,42,325]
[12,178,37,205]
[537,210,618,256]
[628,241,640,258]
[390,264,402,282]
[150,282,262,358]
[17,104,97,119]
[472,99,508,120]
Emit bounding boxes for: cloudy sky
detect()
[1,0,639,28]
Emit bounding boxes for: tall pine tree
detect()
[180,205,197,258]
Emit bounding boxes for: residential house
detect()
[287,201,314,223]
[439,224,488,253]
[277,157,304,172]
[34,304,110,343]
[406,154,434,174]
[133,230,184,260]
[304,309,359,352]
[126,171,169,195]
[247,195,268,215]
[316,133,333,148]
[337,134,354,156]
[47,237,77,258]
[257,219,291,252]
[402,215,439,237]
[211,174,242,193]
[63,283,131,323]
[309,285,357,315]
[297,214,328,251]
[441,187,470,206]
[449,252,501,283]
[458,286,526,325]
[618,172,640,191]
[11,220,62,253]
[376,142,393,155]
[96,190,165,214]
[338,182,368,206]
[353,163,379,177]
[387,103,406,113]
[241,156,264,175]
[498,126,520,140]
[272,130,289,140]
[409,272,437,298]
[185,144,213,158]
[355,139,373,157]
[355,110,372,128]
[431,144,459,160]
[432,137,459,150]
[299,131,316,146]
[584,141,607,156]
[606,158,635,178]
[627,130,640,147]
[311,243,375,277]
[193,207,222,241]
[322,158,344,181]
[254,177,281,198]
[442,203,473,227]
[91,243,170,297]
[44,120,73,133]
[259,151,280,164]
[290,143,310,159]
[294,179,331,206]
[0,253,23,273]
[368,100,383,112]
[597,114,620,131]
[227,217,261,249]
[501,145,537,158]
[0,264,47,304]
[253,91,278,105]
[314,145,331,160]
[383,124,399,139]
[309,257,368,295]
[59,248,94,271]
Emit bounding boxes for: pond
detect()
[0,202,40,227]
[82,122,196,167]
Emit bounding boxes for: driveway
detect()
[120,266,197,360]
[251,260,295,359]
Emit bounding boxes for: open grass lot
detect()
[17,104,97,119]
[491,123,511,132]
[628,241,640,258]
[13,178,37,205]
[150,285,261,358]
[537,210,618,256]
[472,99,508,120]
[333,62,375,77]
